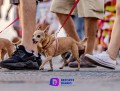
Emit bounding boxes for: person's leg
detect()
[85,0,120,69]
[19,0,38,54]
[68,17,98,68]
[56,13,80,42]
[0,0,42,70]
[69,0,104,68]
[107,0,120,59]
[84,17,98,54]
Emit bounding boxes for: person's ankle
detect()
[84,52,93,55]
[106,51,116,60]
[22,44,38,53]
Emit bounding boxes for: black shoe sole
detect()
[69,65,97,68]
[0,61,39,70]
[0,63,25,70]
[68,63,97,68]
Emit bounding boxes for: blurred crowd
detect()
[96,0,116,52]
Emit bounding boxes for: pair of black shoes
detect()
[0,45,42,70]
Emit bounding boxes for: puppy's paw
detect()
[40,67,44,70]
[48,69,53,71]
[59,67,63,69]
[76,69,80,71]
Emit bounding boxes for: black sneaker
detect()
[0,45,42,70]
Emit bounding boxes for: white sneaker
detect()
[85,52,116,69]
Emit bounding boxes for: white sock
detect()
[34,53,39,57]
[26,49,32,54]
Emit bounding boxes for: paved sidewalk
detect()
[0,64,120,91]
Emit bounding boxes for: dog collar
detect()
[42,38,52,49]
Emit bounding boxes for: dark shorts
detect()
[10,0,19,5]
[10,0,41,5]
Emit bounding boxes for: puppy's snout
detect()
[32,38,35,42]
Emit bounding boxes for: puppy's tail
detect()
[6,43,15,57]
[81,37,87,46]
[12,39,21,45]
[76,37,87,50]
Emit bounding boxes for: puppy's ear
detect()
[36,24,42,30]
[44,25,50,33]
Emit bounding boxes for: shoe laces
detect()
[94,52,112,61]
[11,45,27,58]
[12,49,21,56]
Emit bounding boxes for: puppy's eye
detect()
[37,35,40,38]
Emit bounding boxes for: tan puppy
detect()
[32,27,85,71]
[0,38,14,61]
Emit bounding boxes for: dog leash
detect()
[0,17,19,33]
[0,0,79,34]
[54,0,80,55]
[56,0,80,35]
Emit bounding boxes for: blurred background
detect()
[0,0,118,55]
[0,0,16,40]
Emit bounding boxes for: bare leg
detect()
[107,0,120,60]
[19,0,38,54]
[56,13,80,41]
[84,18,98,54]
